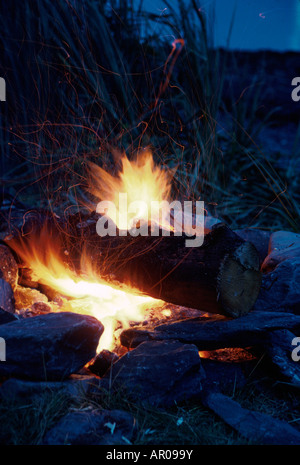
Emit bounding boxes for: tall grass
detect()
[0,0,298,230]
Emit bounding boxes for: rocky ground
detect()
[0,214,299,445]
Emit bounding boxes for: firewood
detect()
[68,218,262,318]
[6,212,262,318]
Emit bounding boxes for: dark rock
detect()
[0,374,99,402]
[200,359,247,393]
[0,312,103,380]
[234,229,271,265]
[254,259,300,313]
[201,391,300,445]
[0,244,18,290]
[262,231,300,272]
[98,340,205,407]
[0,278,15,313]
[121,328,153,348]
[0,307,17,325]
[43,409,136,445]
[263,330,300,387]
[121,311,300,351]
[88,350,119,377]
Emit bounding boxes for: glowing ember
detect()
[8,230,163,352]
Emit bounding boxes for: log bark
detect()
[68,217,262,318]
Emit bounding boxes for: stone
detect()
[43,409,136,445]
[235,228,271,265]
[87,350,119,377]
[269,231,300,250]
[0,307,17,325]
[0,245,18,290]
[200,359,247,393]
[201,391,300,445]
[0,312,103,380]
[121,311,300,351]
[98,340,205,407]
[0,278,15,313]
[254,259,300,313]
[262,230,300,272]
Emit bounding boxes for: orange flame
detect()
[87,149,176,231]
[7,229,163,352]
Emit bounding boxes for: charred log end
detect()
[218,242,262,318]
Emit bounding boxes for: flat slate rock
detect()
[120,311,300,351]
[43,409,136,445]
[254,259,300,313]
[201,391,300,445]
[0,312,103,380]
[97,340,205,407]
[0,308,17,325]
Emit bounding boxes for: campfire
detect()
[4,150,262,357]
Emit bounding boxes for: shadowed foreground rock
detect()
[120,311,300,351]
[97,340,205,407]
[201,392,300,445]
[0,308,17,325]
[254,259,300,314]
[0,312,103,380]
[43,409,136,445]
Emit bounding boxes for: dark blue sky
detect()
[141,0,300,51]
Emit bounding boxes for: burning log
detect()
[6,211,261,319]
[69,218,262,318]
